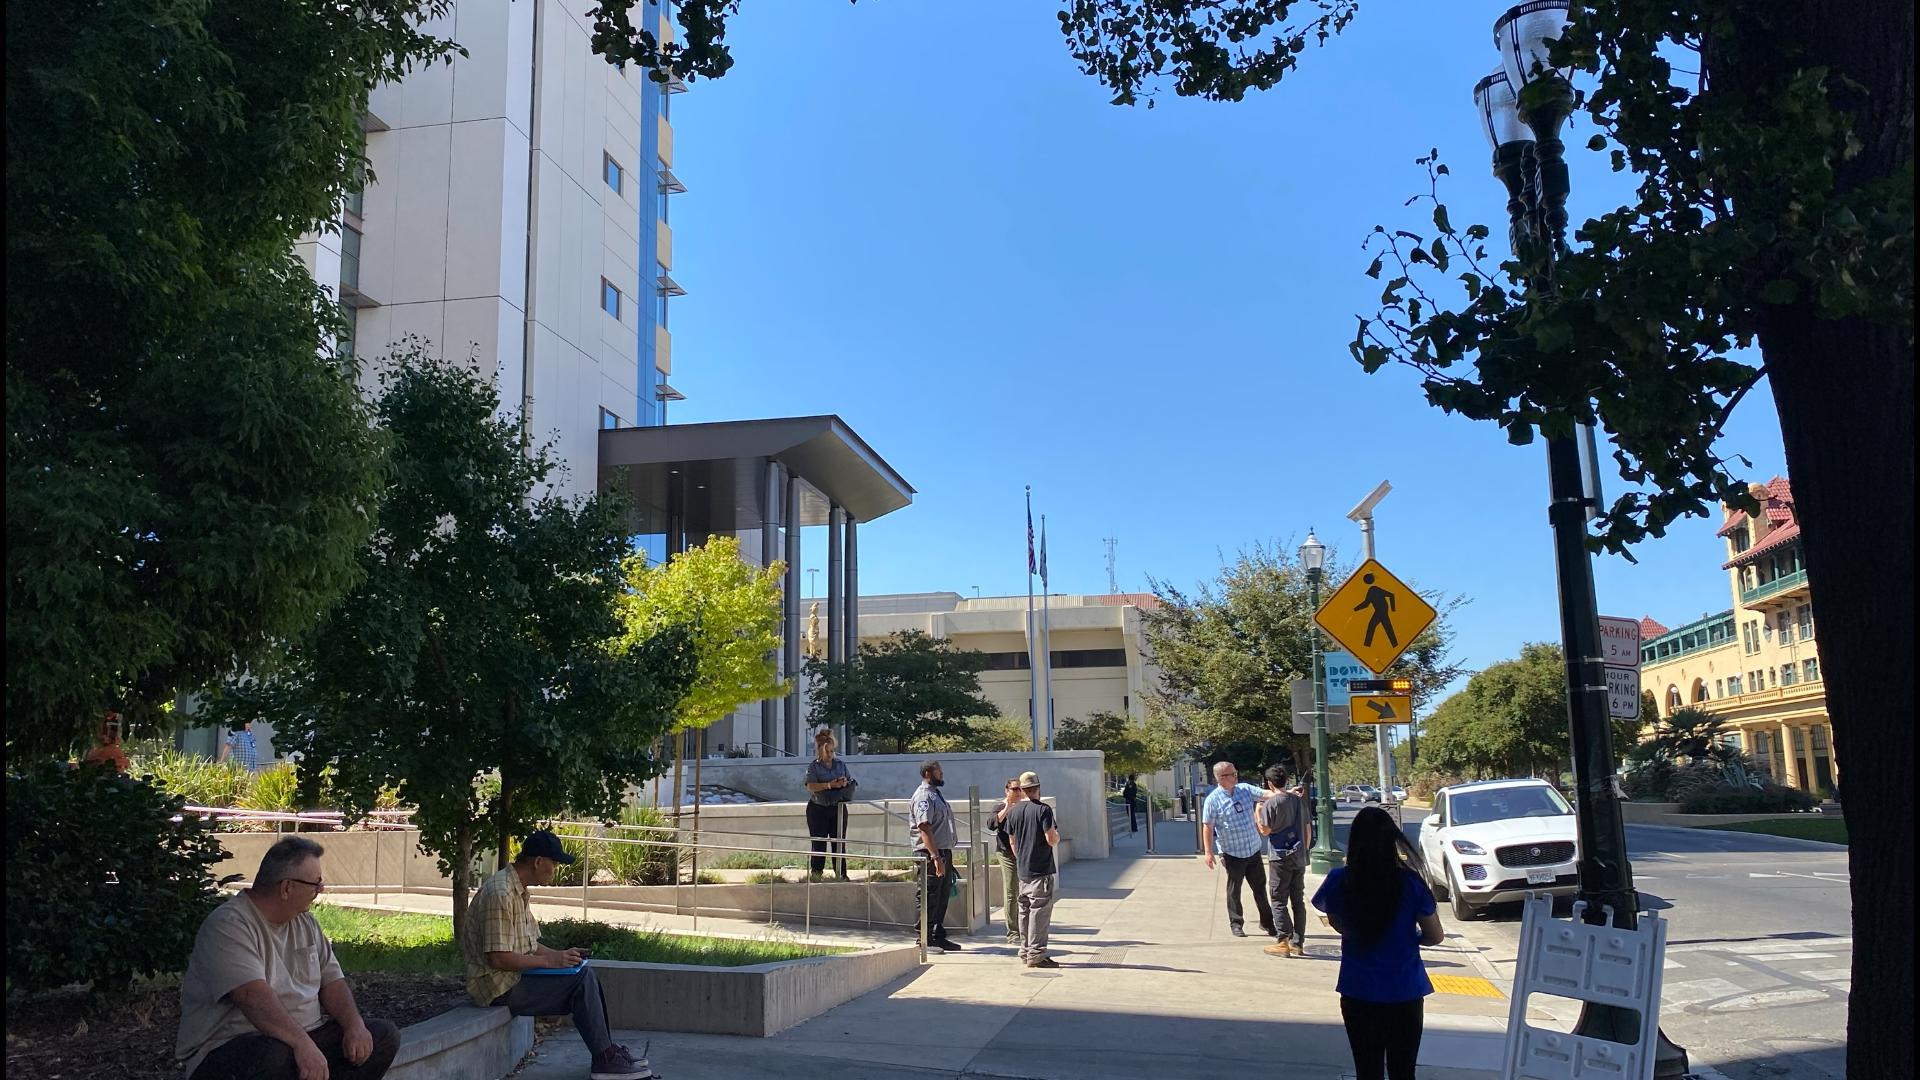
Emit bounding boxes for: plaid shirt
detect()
[1202,783,1267,859]
[462,867,542,1006]
[225,728,258,771]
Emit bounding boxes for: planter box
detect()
[590,942,923,1036]
[387,1007,533,1080]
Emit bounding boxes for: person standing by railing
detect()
[802,728,856,879]
[987,777,1025,947]
[909,759,961,953]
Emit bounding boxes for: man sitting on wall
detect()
[176,836,400,1080]
[462,830,655,1080]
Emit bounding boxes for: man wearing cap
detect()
[461,830,655,1080]
[1003,770,1062,969]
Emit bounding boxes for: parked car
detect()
[1417,778,1578,921]
[1388,786,1408,802]
[1338,784,1381,804]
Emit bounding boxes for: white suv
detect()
[1418,779,1578,920]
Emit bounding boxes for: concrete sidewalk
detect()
[509,823,1528,1079]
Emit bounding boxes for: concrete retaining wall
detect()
[680,750,1112,859]
[388,1007,533,1080]
[212,830,457,890]
[592,942,923,1037]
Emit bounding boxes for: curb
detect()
[1627,822,1849,851]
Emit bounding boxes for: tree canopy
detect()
[616,534,786,734]
[5,0,460,760]
[211,352,695,934]
[806,630,998,755]
[1054,709,1179,777]
[1141,542,1465,774]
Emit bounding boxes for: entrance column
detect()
[783,473,802,755]
[761,461,782,756]
[827,505,845,666]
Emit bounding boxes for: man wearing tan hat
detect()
[1002,770,1062,968]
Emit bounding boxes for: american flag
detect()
[1039,517,1049,584]
[1027,497,1036,576]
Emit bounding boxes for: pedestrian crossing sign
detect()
[1313,558,1436,674]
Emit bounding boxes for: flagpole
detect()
[1025,486,1040,752]
[1040,514,1055,751]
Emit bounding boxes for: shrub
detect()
[6,761,228,995]
[131,747,250,807]
[1403,769,1466,801]
[549,805,675,886]
[1678,783,1818,815]
[1620,759,1675,802]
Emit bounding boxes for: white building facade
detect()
[297,0,683,500]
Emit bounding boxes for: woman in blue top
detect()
[1312,805,1445,1080]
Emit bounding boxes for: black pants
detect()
[918,847,954,940]
[1265,855,1307,945]
[190,1019,401,1080]
[1127,798,1138,833]
[1339,996,1424,1080]
[806,800,847,877]
[1221,852,1275,934]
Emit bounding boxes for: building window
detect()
[1715,679,1724,698]
[1797,604,1814,640]
[1052,648,1129,669]
[601,278,622,319]
[1767,667,1777,689]
[604,152,624,194]
[1780,664,1797,687]
[1727,675,1742,695]
[340,224,362,291]
[599,407,623,430]
[344,186,364,219]
[1776,610,1793,644]
[337,303,357,359]
[1665,687,1682,712]
[1730,526,1750,553]
[1803,658,1820,682]
[1741,621,1758,654]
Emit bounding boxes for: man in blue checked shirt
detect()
[1199,761,1278,938]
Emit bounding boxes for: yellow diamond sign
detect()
[1314,558,1436,673]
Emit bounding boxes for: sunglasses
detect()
[287,877,326,892]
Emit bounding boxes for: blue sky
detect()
[667,0,1787,680]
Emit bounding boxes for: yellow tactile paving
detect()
[1429,974,1506,999]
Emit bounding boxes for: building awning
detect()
[597,415,914,536]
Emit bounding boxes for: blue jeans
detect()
[493,968,613,1056]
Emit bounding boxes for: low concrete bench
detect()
[387,1005,534,1080]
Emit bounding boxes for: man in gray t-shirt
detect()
[1255,765,1312,956]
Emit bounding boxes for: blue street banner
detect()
[1322,651,1375,706]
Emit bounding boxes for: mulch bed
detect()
[5,972,469,1079]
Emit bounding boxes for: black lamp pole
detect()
[1483,6,1687,1070]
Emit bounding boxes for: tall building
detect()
[1637,477,1836,793]
[295,0,685,499]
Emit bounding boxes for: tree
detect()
[1055,709,1179,777]
[1141,543,1464,779]
[589,6,1910,1066]
[806,631,996,754]
[615,535,786,812]
[910,715,1035,756]
[5,1,460,760]
[211,352,695,935]
[1420,644,1572,781]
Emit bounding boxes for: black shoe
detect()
[1230,925,1247,937]
[931,937,963,951]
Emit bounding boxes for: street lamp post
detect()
[1301,531,1341,873]
[1480,4,1684,1073]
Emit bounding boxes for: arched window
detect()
[1693,680,1710,702]
[1666,686,1682,713]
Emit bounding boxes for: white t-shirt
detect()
[176,892,344,1077]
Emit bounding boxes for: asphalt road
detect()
[1324,806,1851,1080]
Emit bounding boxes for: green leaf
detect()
[1759,279,1799,305]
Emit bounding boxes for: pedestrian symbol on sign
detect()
[1354,573,1399,649]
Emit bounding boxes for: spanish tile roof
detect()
[1723,518,1802,569]
[1716,476,1794,536]
[1640,617,1670,638]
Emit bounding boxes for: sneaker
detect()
[1263,941,1294,958]
[589,1043,655,1080]
[1026,956,1061,969]
[1291,939,1308,957]
[1229,925,1247,938]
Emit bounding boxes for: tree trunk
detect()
[451,823,474,942]
[1761,309,1911,1080]
[1743,6,1912,1077]
[496,770,513,870]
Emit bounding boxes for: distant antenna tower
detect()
[1103,535,1119,594]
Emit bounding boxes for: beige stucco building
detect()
[1637,477,1836,793]
[850,592,1159,733]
